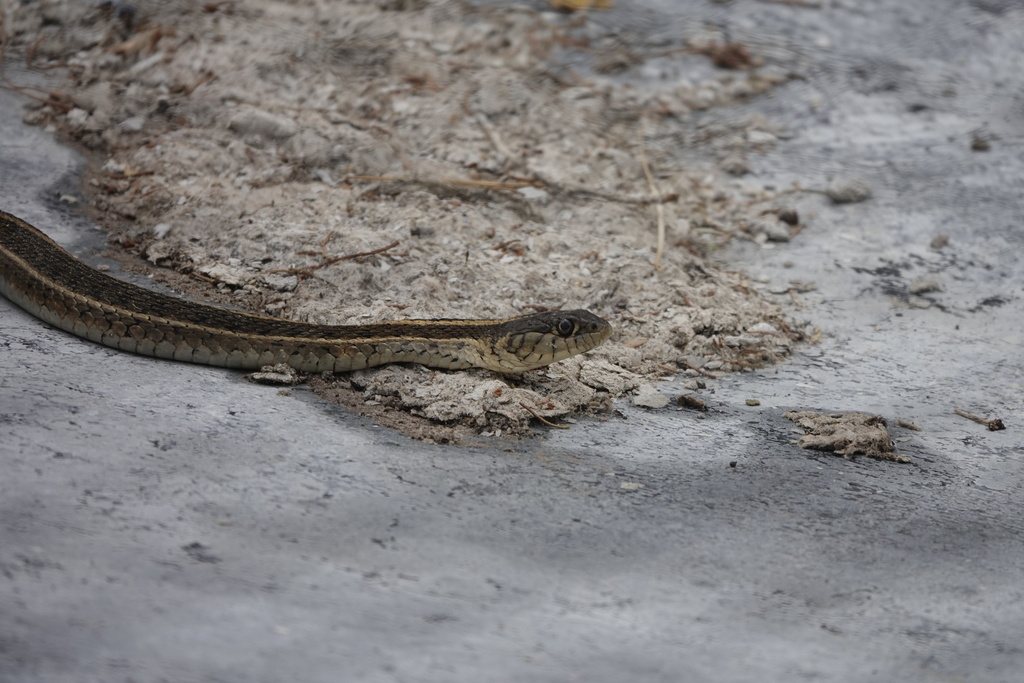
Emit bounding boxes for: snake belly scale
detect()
[0,210,611,373]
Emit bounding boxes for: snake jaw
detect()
[487,309,612,372]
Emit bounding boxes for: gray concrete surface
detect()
[2,2,1022,682]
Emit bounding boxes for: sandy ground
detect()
[1,1,1023,682]
[2,0,804,439]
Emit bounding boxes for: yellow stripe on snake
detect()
[0,210,611,373]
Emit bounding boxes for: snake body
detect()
[0,210,611,373]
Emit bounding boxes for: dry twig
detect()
[683,361,720,379]
[519,402,571,429]
[637,130,666,268]
[269,240,401,278]
[349,174,536,192]
[954,408,1006,431]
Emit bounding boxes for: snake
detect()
[0,210,611,373]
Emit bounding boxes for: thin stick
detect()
[269,240,401,277]
[519,402,571,430]
[548,183,675,206]
[954,408,1006,431]
[349,174,536,191]
[637,131,665,269]
[474,113,516,170]
[682,361,720,379]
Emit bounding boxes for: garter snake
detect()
[0,210,611,373]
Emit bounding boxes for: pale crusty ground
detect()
[3,0,807,440]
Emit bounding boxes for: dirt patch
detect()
[783,410,908,463]
[3,0,807,439]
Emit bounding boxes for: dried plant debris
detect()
[954,408,1006,432]
[550,0,615,10]
[783,411,909,463]
[896,418,922,431]
[5,1,808,439]
[676,394,708,411]
[248,363,302,386]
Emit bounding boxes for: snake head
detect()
[490,309,612,372]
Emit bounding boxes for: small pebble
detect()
[748,217,791,242]
[970,134,991,151]
[249,363,302,385]
[747,322,779,335]
[747,130,777,145]
[66,108,90,128]
[720,153,750,176]
[907,296,933,309]
[517,186,549,200]
[228,107,298,140]
[118,115,146,132]
[633,384,669,409]
[778,208,800,225]
[826,177,873,204]
[909,276,940,295]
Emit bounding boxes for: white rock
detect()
[66,108,89,128]
[827,177,873,204]
[517,186,549,200]
[262,274,298,292]
[748,217,791,242]
[632,384,669,409]
[747,322,779,334]
[747,130,777,145]
[200,263,249,287]
[228,107,298,140]
[909,277,940,295]
[119,115,146,132]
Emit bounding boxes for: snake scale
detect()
[0,210,611,373]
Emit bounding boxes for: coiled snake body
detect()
[0,210,611,373]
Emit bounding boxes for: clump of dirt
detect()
[3,0,808,441]
[783,411,908,463]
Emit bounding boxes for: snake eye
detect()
[555,318,574,336]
